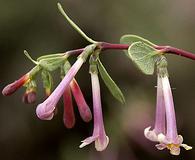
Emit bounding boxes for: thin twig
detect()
[64,42,195,61]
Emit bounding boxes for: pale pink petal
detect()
[79,135,98,148]
[155,144,166,150]
[181,144,192,150]
[170,146,180,156]
[95,136,109,151]
[144,126,158,142]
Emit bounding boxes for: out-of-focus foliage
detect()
[0,0,195,159]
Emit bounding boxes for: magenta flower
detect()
[79,70,109,151]
[36,57,84,120]
[144,74,192,155]
[63,78,91,128]
[63,86,75,129]
[70,78,92,122]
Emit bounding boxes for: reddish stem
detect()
[100,42,129,50]
[66,48,84,55]
[155,45,195,60]
[65,42,195,60]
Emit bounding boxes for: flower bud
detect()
[22,90,36,104]
[2,66,40,96]
[63,87,75,129]
[2,74,30,96]
[36,57,85,121]
[70,79,92,122]
[22,80,37,104]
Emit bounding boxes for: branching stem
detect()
[57,3,195,60]
[63,42,195,60]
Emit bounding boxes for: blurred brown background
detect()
[0,0,195,159]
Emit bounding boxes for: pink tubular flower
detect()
[2,74,30,96]
[63,86,75,129]
[144,75,165,141]
[36,57,84,120]
[145,74,192,155]
[70,78,92,122]
[79,70,109,151]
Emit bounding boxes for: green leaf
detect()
[120,35,156,57]
[39,56,67,71]
[37,53,65,61]
[120,34,156,46]
[128,41,159,75]
[97,58,125,104]
[41,70,53,94]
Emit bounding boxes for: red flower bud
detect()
[70,79,92,122]
[63,87,75,129]
[2,74,30,96]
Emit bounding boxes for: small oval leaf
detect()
[120,35,156,57]
[128,41,159,75]
[120,34,156,47]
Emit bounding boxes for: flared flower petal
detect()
[144,126,158,142]
[145,64,192,156]
[95,135,109,151]
[79,135,98,148]
[181,144,193,151]
[156,133,192,155]
[155,143,167,150]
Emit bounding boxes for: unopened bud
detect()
[63,87,75,129]
[22,80,37,104]
[22,90,36,104]
[2,74,30,96]
[70,79,92,122]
